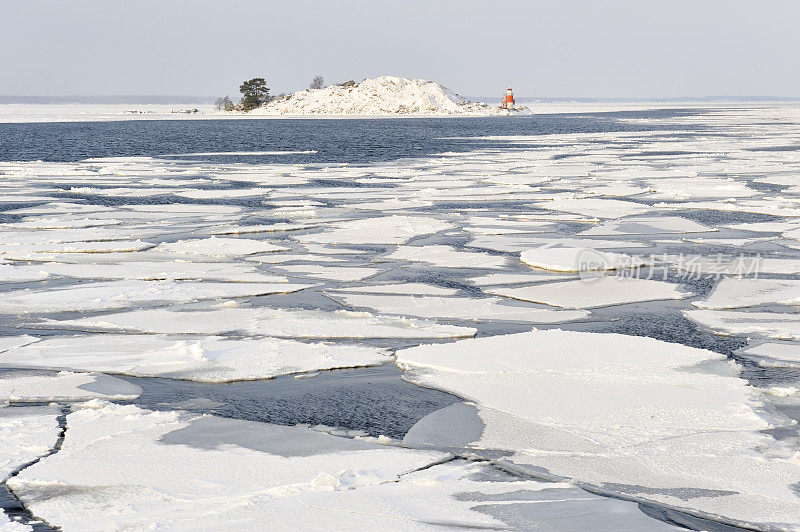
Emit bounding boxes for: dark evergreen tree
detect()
[239,78,270,111]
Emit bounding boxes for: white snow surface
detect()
[250,76,528,116]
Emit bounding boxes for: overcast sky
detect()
[2,0,798,98]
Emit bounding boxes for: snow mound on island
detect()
[250,76,529,116]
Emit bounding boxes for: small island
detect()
[216,76,531,116]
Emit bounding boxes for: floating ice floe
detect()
[684,309,800,340]
[667,254,800,275]
[487,277,689,309]
[44,307,476,338]
[385,245,507,269]
[520,247,647,272]
[200,222,319,235]
[156,237,288,257]
[395,330,800,529]
[644,177,757,200]
[579,216,714,236]
[0,240,154,255]
[469,235,647,253]
[0,264,49,283]
[532,198,652,219]
[738,342,800,368]
[695,278,800,309]
[7,402,447,531]
[0,371,140,401]
[0,280,311,314]
[467,272,573,286]
[329,294,589,322]
[36,261,288,283]
[298,215,455,245]
[330,283,458,296]
[0,335,390,382]
[273,264,381,282]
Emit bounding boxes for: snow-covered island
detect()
[246,76,531,116]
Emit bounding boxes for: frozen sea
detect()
[1,104,800,531]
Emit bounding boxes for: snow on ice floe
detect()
[0,240,153,256]
[644,177,757,200]
[0,371,140,401]
[0,335,390,382]
[520,247,646,272]
[329,294,589,323]
[684,309,800,340]
[695,278,800,309]
[468,235,647,253]
[156,237,288,257]
[395,330,800,528]
[532,198,652,219]
[44,307,476,338]
[272,264,381,282]
[738,342,800,368]
[0,264,49,283]
[6,402,448,531]
[467,271,573,286]
[330,283,458,296]
[36,261,289,283]
[487,277,689,309]
[0,404,59,478]
[298,215,455,245]
[579,216,714,236]
[385,245,507,269]
[0,280,311,314]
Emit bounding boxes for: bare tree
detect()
[214,96,234,111]
[309,75,324,90]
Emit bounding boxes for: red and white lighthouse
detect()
[501,87,515,110]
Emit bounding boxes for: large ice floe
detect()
[248,76,530,116]
[396,330,800,529]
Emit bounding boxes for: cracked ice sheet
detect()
[695,278,800,309]
[297,215,455,245]
[0,371,140,401]
[0,335,390,382]
[43,307,476,339]
[0,280,311,314]
[488,277,689,309]
[395,330,800,529]
[520,247,647,272]
[579,216,714,236]
[7,402,447,532]
[156,237,288,257]
[35,262,288,283]
[385,245,507,269]
[329,294,589,323]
